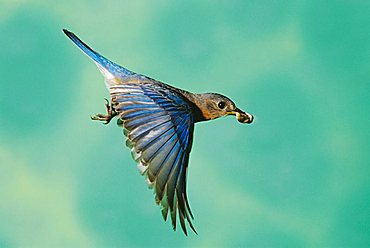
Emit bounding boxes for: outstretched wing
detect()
[110,80,197,235]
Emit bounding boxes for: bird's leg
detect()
[91,98,117,125]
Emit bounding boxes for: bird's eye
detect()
[218,101,226,109]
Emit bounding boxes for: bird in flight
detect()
[63,29,254,235]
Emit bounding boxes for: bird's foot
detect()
[91,98,117,125]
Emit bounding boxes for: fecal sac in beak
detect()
[235,108,254,124]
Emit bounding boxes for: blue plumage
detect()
[63,29,134,78]
[63,29,253,236]
[110,82,196,234]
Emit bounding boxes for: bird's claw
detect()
[91,98,117,124]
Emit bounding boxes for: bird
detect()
[63,29,254,235]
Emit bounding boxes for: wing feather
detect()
[110,81,196,234]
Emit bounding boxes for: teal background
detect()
[1,1,369,247]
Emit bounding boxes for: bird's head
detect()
[195,93,254,124]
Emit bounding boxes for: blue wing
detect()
[110,81,197,235]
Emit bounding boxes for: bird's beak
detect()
[228,108,254,124]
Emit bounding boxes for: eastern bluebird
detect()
[63,29,253,235]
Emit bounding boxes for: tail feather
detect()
[62,29,135,79]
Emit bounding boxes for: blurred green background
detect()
[1,1,370,247]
